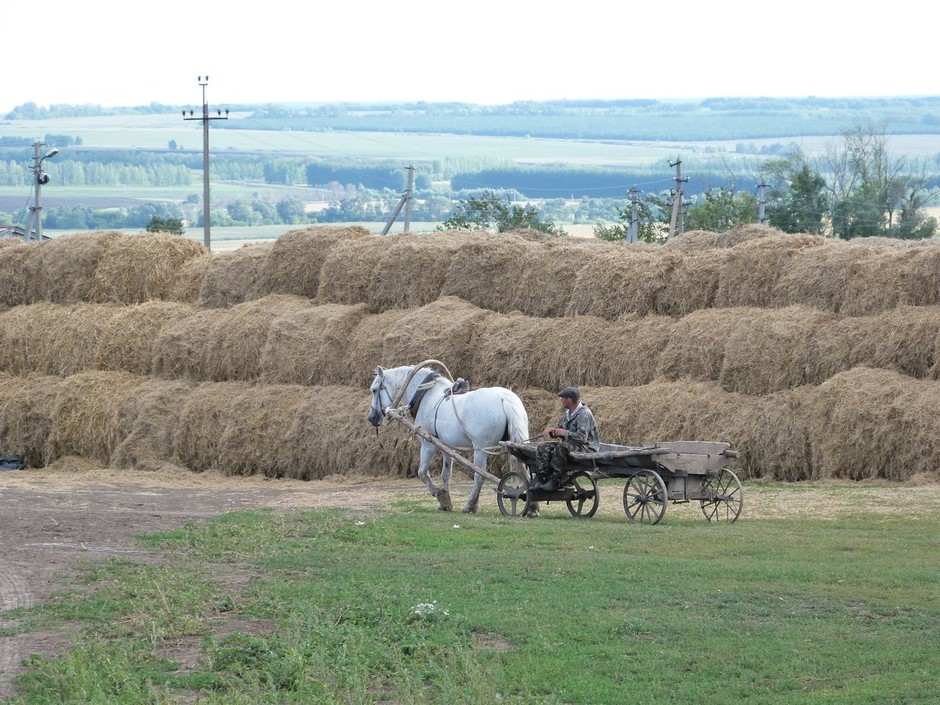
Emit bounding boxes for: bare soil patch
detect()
[1,466,938,698]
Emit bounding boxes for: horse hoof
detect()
[436,489,453,512]
[461,504,477,514]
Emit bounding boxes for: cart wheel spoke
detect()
[566,471,599,518]
[496,470,531,518]
[700,468,743,523]
[622,470,667,525]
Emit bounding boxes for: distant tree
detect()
[438,190,565,235]
[684,187,759,232]
[146,216,184,235]
[765,162,828,235]
[276,197,307,223]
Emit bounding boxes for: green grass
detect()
[4,500,939,704]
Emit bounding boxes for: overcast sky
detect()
[3,0,935,113]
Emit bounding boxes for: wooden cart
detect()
[497,440,743,524]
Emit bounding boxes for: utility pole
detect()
[757,180,768,224]
[381,165,415,235]
[25,141,58,242]
[667,158,689,241]
[183,76,228,251]
[626,186,640,243]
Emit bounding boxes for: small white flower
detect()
[408,601,449,622]
[589,545,595,550]
[453,524,461,529]
[355,521,365,526]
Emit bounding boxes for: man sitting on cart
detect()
[529,386,600,493]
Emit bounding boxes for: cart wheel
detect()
[496,470,532,517]
[700,468,743,523]
[566,471,599,518]
[623,470,667,525]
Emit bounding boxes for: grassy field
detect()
[1,114,695,167]
[3,481,938,704]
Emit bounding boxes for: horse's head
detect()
[367,366,392,427]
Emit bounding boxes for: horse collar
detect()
[409,371,442,418]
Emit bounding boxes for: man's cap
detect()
[558,386,580,399]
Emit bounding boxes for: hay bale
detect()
[151,308,223,381]
[214,383,311,477]
[439,231,534,314]
[45,371,145,465]
[342,308,413,380]
[0,241,41,307]
[169,254,212,304]
[286,385,416,479]
[198,243,272,308]
[900,241,940,307]
[654,249,730,316]
[714,233,826,308]
[45,304,121,376]
[511,237,608,317]
[315,235,387,306]
[856,306,940,380]
[835,244,919,316]
[666,223,783,250]
[379,297,494,376]
[772,240,886,313]
[804,315,870,386]
[543,314,675,390]
[204,296,311,382]
[170,381,393,479]
[808,366,940,481]
[110,378,195,470]
[89,232,206,303]
[29,232,126,304]
[566,248,668,319]
[257,226,371,299]
[370,231,474,311]
[734,387,816,481]
[95,301,196,375]
[259,302,371,385]
[0,303,121,376]
[0,304,59,375]
[0,373,64,466]
[468,310,673,391]
[585,381,738,447]
[719,306,837,394]
[656,308,764,385]
[151,296,302,382]
[468,311,556,389]
[172,381,252,472]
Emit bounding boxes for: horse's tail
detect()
[501,391,530,444]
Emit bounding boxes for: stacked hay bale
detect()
[1,226,939,484]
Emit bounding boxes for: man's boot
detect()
[529,474,560,493]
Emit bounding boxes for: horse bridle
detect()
[372,368,394,418]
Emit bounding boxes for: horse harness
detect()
[408,372,484,449]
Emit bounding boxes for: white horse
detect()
[367,364,530,513]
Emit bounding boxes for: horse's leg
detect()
[462,450,488,513]
[437,455,454,511]
[417,444,452,511]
